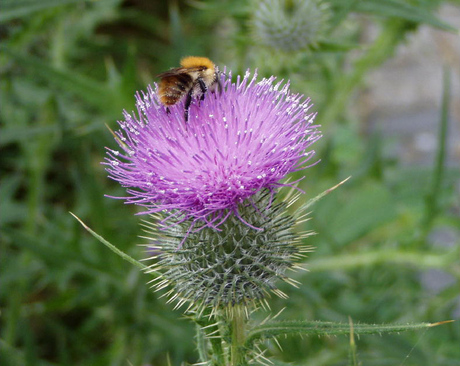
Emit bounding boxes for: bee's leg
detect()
[184,88,193,122]
[198,78,208,101]
[166,107,171,114]
[216,75,223,94]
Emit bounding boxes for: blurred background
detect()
[1,0,459,365]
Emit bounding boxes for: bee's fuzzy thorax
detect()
[180,56,215,71]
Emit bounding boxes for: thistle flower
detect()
[105,69,321,311]
[251,0,330,52]
[106,71,321,233]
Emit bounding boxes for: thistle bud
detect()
[146,190,314,312]
[251,0,330,52]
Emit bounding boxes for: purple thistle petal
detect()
[105,70,322,230]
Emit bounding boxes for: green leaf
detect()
[326,182,397,245]
[0,175,27,227]
[0,125,60,146]
[2,47,113,111]
[355,0,456,32]
[422,67,451,231]
[0,0,88,22]
[293,177,351,217]
[245,319,453,348]
[315,40,363,53]
[70,212,151,272]
[307,247,459,273]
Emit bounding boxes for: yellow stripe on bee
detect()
[180,56,215,70]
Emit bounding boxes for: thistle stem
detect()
[193,308,225,366]
[230,305,248,366]
[196,323,207,363]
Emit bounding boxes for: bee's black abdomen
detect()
[159,73,193,105]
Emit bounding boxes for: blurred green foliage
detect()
[1,0,459,365]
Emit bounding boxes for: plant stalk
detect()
[230,305,247,366]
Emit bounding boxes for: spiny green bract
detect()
[144,190,312,313]
[251,0,330,52]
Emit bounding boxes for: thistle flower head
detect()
[105,70,321,232]
[106,68,322,312]
[251,0,330,52]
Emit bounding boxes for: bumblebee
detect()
[157,56,221,122]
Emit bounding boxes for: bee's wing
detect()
[156,67,187,78]
[156,66,204,79]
